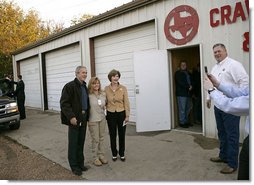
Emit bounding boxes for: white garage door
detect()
[20,56,42,108]
[45,44,81,111]
[94,22,156,122]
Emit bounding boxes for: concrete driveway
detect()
[3,109,238,181]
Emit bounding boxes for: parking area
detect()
[2,108,238,181]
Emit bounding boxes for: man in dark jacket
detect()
[13,75,26,119]
[175,61,192,128]
[60,66,90,176]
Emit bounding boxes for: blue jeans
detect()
[214,106,240,169]
[177,96,191,125]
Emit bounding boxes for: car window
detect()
[0,79,13,97]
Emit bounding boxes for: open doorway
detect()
[169,45,202,133]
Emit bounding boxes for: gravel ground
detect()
[0,135,83,180]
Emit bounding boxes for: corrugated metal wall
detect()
[12,0,249,139]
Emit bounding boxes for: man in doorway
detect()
[60,66,90,176]
[191,63,202,124]
[175,60,192,128]
[206,43,249,174]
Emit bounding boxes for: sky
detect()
[13,0,133,27]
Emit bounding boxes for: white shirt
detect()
[207,56,249,100]
[210,84,249,136]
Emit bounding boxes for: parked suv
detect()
[0,78,20,130]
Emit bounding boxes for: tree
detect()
[0,0,65,77]
[70,13,94,26]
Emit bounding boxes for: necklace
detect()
[94,91,102,106]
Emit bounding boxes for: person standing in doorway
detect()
[206,43,249,174]
[175,61,192,128]
[87,77,108,166]
[60,66,90,176]
[191,63,202,124]
[13,75,26,119]
[105,69,130,162]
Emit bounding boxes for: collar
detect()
[74,78,86,86]
[217,56,228,66]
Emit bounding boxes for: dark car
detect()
[0,78,20,130]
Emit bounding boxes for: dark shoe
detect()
[112,156,117,161]
[120,156,126,162]
[72,170,82,176]
[80,166,88,171]
[210,156,227,163]
[220,166,236,174]
[179,124,189,128]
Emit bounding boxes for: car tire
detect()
[9,121,20,130]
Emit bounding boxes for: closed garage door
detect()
[20,56,42,108]
[45,44,81,111]
[94,22,156,122]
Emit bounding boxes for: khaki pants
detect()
[88,118,106,160]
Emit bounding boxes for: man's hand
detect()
[206,100,211,109]
[70,117,77,125]
[204,77,214,91]
[207,74,220,88]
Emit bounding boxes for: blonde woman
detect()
[88,77,108,166]
[105,69,130,162]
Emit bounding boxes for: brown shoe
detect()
[220,166,236,174]
[99,158,108,164]
[210,156,227,163]
[94,159,102,166]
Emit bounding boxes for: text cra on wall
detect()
[209,0,249,52]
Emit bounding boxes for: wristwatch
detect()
[208,87,215,94]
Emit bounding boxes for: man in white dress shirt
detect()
[204,74,249,180]
[206,43,249,174]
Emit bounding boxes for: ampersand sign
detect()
[164,5,199,45]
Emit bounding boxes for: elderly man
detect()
[60,66,90,176]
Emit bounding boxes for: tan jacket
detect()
[88,92,106,122]
[105,84,130,117]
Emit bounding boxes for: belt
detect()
[82,110,86,114]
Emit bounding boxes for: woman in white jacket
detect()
[88,77,108,166]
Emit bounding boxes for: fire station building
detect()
[12,0,249,140]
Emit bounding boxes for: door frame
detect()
[168,44,204,134]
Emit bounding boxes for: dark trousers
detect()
[192,96,202,123]
[238,135,249,180]
[17,97,26,119]
[214,106,240,169]
[107,111,126,157]
[68,120,87,171]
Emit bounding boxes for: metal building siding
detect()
[20,56,42,108]
[45,44,81,111]
[11,0,249,139]
[94,22,156,122]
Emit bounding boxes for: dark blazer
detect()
[14,80,25,100]
[60,78,89,126]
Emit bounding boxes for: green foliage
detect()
[0,0,65,78]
